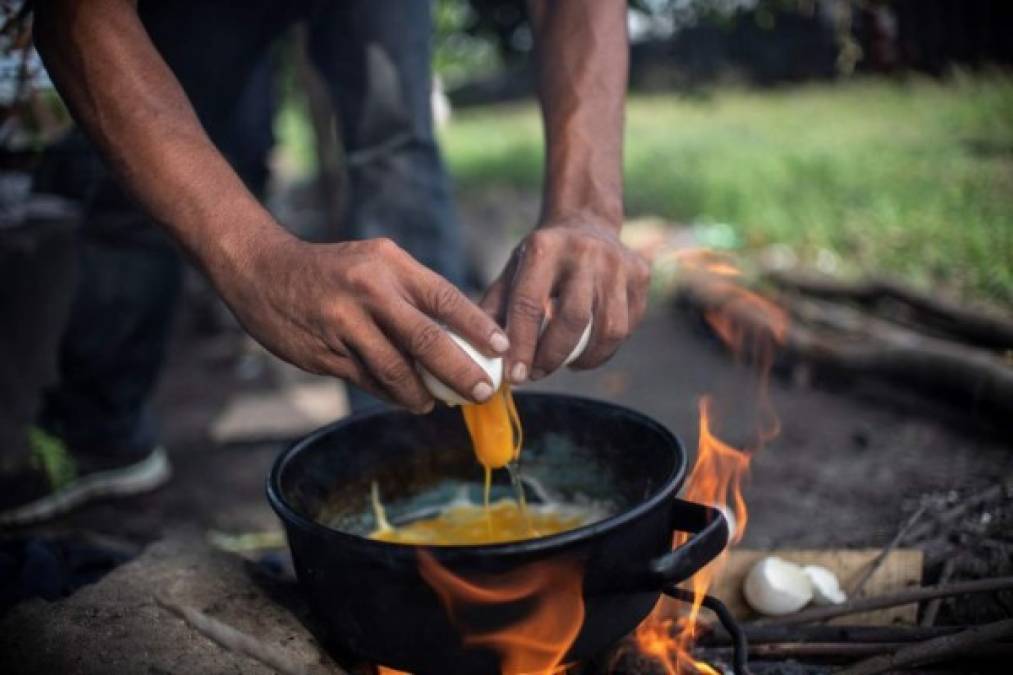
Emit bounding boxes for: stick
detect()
[675,274,1013,421]
[765,271,1013,350]
[848,504,927,598]
[920,557,957,627]
[902,479,1012,545]
[155,593,339,675]
[700,640,1013,660]
[702,624,967,646]
[751,576,1013,626]
[835,618,1013,675]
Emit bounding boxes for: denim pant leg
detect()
[307,1,467,412]
[40,1,297,455]
[0,223,77,468]
[307,0,467,288]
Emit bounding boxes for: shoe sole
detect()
[0,447,172,527]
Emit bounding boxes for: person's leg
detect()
[40,1,297,458]
[0,222,77,511]
[307,1,466,412]
[306,0,467,289]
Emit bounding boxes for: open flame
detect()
[387,247,787,675]
[416,550,584,675]
[628,252,788,673]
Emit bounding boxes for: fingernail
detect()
[490,331,509,353]
[472,381,494,402]
[530,369,546,381]
[510,363,528,384]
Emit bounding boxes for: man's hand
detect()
[219,232,509,413]
[481,218,649,384]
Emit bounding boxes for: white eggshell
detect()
[539,312,593,366]
[563,320,593,366]
[743,556,814,616]
[418,330,502,406]
[803,565,847,606]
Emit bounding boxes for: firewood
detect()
[702,624,969,646]
[834,618,1013,675]
[920,557,956,626]
[765,271,1013,351]
[674,273,1013,421]
[848,505,927,598]
[751,576,1013,626]
[699,640,1013,660]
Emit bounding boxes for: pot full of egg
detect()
[268,390,729,674]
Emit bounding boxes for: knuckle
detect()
[375,356,413,387]
[600,317,629,345]
[341,263,376,295]
[409,322,444,356]
[372,237,399,255]
[526,230,554,258]
[428,283,463,316]
[559,307,590,332]
[510,294,545,323]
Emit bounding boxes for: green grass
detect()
[440,74,1013,306]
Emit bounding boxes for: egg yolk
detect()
[460,384,522,471]
[368,384,542,545]
[369,499,585,546]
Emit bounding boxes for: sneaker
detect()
[0,427,172,527]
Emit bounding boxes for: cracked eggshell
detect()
[803,565,847,606]
[743,556,813,616]
[418,330,502,406]
[540,313,593,366]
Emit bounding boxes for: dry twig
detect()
[920,557,957,627]
[702,624,967,646]
[751,576,1013,626]
[848,504,927,598]
[835,618,1013,675]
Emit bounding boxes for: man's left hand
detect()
[480,218,650,384]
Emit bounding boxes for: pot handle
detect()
[647,499,729,586]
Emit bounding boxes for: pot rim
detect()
[266,391,687,560]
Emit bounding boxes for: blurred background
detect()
[1,3,1011,667]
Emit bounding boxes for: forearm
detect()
[527,0,628,230]
[32,0,288,283]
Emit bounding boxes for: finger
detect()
[349,321,435,414]
[321,350,397,408]
[479,275,510,324]
[530,268,593,380]
[570,274,629,370]
[504,242,556,384]
[409,266,509,358]
[377,299,497,404]
[627,255,651,331]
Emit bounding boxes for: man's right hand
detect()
[217,233,509,413]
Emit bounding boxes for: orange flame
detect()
[416,550,584,675]
[628,261,788,673]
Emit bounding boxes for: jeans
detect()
[39,0,465,455]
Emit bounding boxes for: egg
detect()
[418,330,503,406]
[743,556,814,616]
[803,565,847,606]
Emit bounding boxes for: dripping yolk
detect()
[460,384,522,470]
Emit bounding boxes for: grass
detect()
[440,73,1013,306]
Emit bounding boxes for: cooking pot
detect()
[268,393,728,673]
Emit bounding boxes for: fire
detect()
[416,550,584,674]
[629,259,788,673]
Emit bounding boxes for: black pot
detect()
[267,393,728,674]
